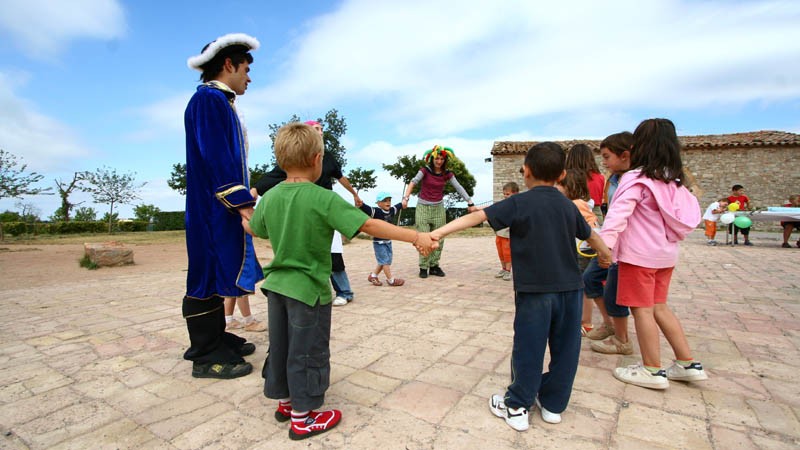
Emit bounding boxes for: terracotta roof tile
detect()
[490,130,800,155]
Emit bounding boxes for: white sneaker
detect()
[666,361,708,381]
[226,318,243,329]
[535,398,561,424]
[495,270,507,278]
[332,296,348,306]
[613,363,669,389]
[489,394,529,431]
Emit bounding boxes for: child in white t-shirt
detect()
[702,198,730,246]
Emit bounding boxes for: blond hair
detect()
[274,123,323,170]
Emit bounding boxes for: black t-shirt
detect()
[484,186,591,293]
[254,153,343,194]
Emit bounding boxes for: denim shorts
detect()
[582,259,628,317]
[373,241,393,265]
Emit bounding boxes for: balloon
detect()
[727,203,740,212]
[733,216,752,228]
[720,213,735,225]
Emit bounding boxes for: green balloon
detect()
[733,216,752,228]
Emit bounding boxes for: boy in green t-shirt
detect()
[248,122,433,441]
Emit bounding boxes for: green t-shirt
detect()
[250,182,368,306]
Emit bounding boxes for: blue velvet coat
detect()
[183,83,263,299]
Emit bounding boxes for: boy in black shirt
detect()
[359,192,406,286]
[431,142,611,431]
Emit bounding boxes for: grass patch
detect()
[79,254,98,270]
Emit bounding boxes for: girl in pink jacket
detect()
[600,118,708,390]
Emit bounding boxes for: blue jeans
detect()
[582,259,628,318]
[330,270,353,301]
[373,241,393,265]
[505,290,581,413]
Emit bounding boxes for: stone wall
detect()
[491,145,800,229]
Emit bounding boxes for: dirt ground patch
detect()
[0,242,188,290]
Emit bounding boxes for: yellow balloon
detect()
[727,203,740,212]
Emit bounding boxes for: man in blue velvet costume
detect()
[183,33,263,379]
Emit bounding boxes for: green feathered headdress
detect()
[423,145,455,164]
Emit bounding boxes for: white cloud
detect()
[0,0,126,60]
[0,71,91,171]
[247,0,800,136]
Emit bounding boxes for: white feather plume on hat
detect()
[187,33,260,71]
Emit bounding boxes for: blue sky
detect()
[1,0,799,219]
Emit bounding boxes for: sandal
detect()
[387,278,405,286]
[192,361,253,379]
[367,274,382,286]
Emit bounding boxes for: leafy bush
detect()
[117,221,149,232]
[153,211,185,231]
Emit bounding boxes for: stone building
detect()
[489,131,800,217]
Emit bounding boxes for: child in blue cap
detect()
[360,192,406,286]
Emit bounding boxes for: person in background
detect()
[781,194,800,248]
[727,184,752,246]
[360,192,406,287]
[701,198,730,246]
[402,145,477,278]
[493,182,520,282]
[566,143,605,224]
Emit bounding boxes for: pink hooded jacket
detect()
[600,169,701,268]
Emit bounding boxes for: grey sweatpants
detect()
[261,290,332,412]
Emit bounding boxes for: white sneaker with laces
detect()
[489,394,529,431]
[666,361,708,381]
[495,270,507,278]
[332,296,348,306]
[535,398,561,424]
[613,363,669,389]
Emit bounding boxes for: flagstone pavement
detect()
[1,230,799,449]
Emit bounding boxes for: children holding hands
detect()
[360,192,406,286]
[248,122,433,440]
[431,142,611,432]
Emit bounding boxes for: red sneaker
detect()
[289,409,342,440]
[275,401,291,422]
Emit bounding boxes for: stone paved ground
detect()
[1,230,799,449]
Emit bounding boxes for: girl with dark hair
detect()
[599,118,707,389]
[566,144,605,223]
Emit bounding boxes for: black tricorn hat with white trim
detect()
[187,33,260,71]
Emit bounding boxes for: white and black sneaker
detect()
[666,361,708,382]
[489,394,529,431]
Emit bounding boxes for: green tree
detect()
[169,162,270,196]
[250,163,271,187]
[383,155,475,204]
[346,168,377,193]
[101,211,119,225]
[0,210,22,222]
[267,108,349,169]
[82,167,146,233]
[0,149,51,199]
[53,172,85,222]
[167,163,187,195]
[74,207,97,221]
[134,204,161,222]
